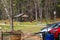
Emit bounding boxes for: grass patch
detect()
[0,25,44,33]
[0,21,46,33]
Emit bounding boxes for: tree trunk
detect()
[9,0,14,31]
[44,0,48,24]
[1,0,11,20]
[38,0,42,24]
[34,0,38,21]
[1,0,14,31]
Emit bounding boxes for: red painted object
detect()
[49,27,60,38]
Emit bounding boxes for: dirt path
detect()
[21,32,43,40]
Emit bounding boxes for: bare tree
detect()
[1,0,14,31]
[9,0,14,31]
[1,0,11,20]
[38,0,42,24]
[34,0,38,21]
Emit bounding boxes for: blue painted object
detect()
[45,34,54,40]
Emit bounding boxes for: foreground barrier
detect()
[1,30,22,40]
[0,30,43,40]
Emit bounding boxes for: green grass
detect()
[0,21,47,33]
[0,19,59,33]
[0,25,44,33]
[13,22,40,26]
[14,25,44,33]
[0,22,45,33]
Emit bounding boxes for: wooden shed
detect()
[14,13,29,22]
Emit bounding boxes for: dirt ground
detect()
[21,32,43,40]
[2,31,43,40]
[22,35,42,40]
